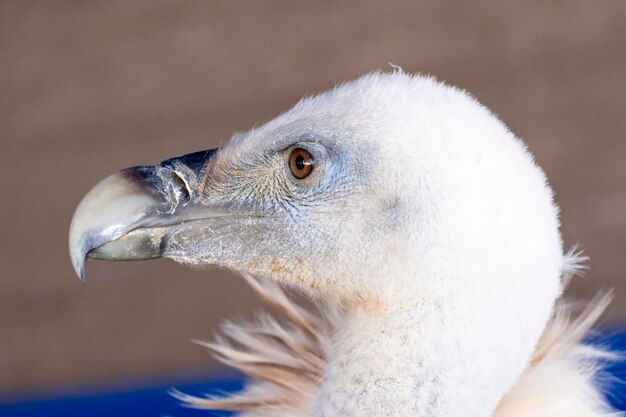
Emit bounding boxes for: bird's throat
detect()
[314,298,506,417]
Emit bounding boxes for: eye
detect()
[289,148,315,179]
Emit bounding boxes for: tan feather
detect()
[174,272,622,417]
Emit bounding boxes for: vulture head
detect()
[69,72,569,417]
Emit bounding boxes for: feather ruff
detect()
[173,272,622,417]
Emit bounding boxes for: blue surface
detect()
[597,331,626,410]
[1,333,625,416]
[0,376,244,417]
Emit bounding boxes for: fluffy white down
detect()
[169,72,621,417]
[175,267,621,417]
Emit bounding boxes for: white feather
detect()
[169,72,622,417]
[175,274,621,417]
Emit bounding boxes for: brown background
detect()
[2,0,625,397]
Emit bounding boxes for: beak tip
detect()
[76,263,86,282]
[70,242,88,282]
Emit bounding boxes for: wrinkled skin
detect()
[165,129,379,297]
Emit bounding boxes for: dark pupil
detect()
[295,155,306,170]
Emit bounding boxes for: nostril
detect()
[170,171,190,202]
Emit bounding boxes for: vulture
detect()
[69,72,620,417]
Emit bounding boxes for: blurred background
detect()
[2,0,625,405]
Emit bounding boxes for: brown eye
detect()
[289,148,315,179]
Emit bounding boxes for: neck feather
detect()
[314,294,511,417]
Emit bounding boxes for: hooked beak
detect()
[69,149,219,281]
